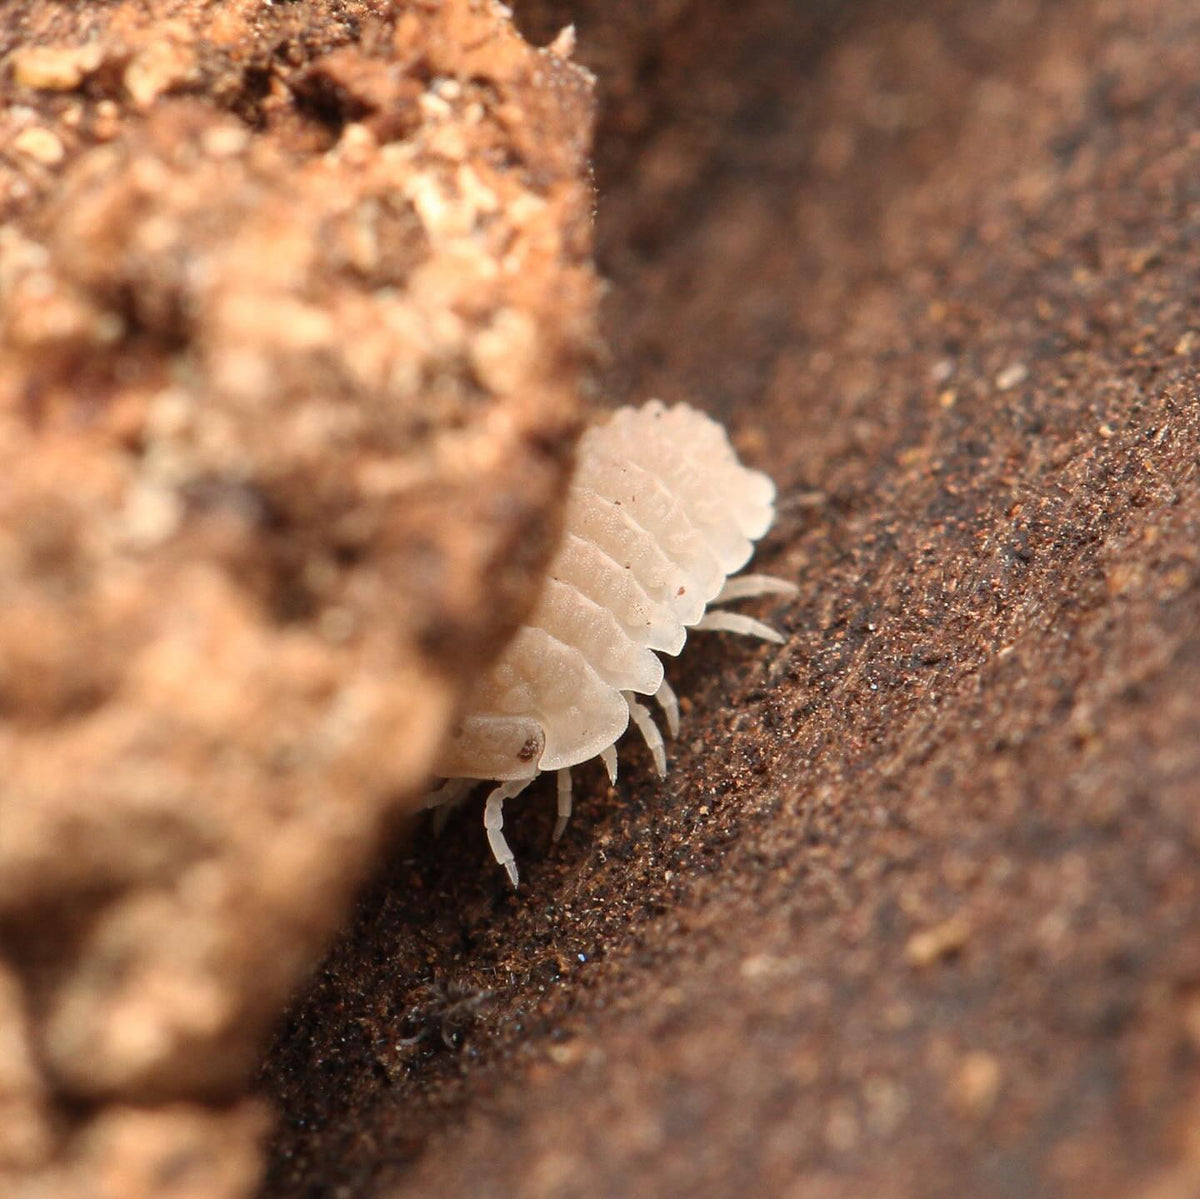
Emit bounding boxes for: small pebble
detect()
[995,362,1029,391]
[13,127,65,166]
[905,915,970,966]
[11,44,103,91]
[951,1051,1001,1116]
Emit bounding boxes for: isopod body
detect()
[426,400,795,884]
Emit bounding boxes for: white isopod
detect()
[424,400,796,885]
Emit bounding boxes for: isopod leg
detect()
[553,768,573,843]
[484,778,533,888]
[422,777,475,810]
[713,574,799,604]
[599,744,619,784]
[624,692,667,777]
[424,778,477,837]
[432,796,463,837]
[694,609,786,645]
[654,676,680,738]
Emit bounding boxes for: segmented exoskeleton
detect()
[425,401,795,884]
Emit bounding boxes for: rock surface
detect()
[259,1,1200,1197]
[0,2,597,1196]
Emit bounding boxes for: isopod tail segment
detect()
[421,400,799,888]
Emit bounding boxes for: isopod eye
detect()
[517,737,539,762]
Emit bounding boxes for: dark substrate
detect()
[260,2,1200,1196]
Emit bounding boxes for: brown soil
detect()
[259,1,1200,1197]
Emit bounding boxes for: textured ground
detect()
[260,1,1200,1197]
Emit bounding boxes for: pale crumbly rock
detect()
[0,1,598,1195]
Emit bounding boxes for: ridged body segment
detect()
[550,533,686,655]
[434,401,778,781]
